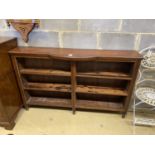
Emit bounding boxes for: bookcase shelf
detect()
[20,68,71,77]
[23,81,128,96]
[27,97,123,112]
[76,85,128,96]
[20,68,132,80]
[24,82,71,93]
[9,47,142,117]
[77,72,132,80]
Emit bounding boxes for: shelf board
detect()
[24,82,71,93]
[20,68,71,77]
[24,81,128,96]
[27,97,124,112]
[77,71,132,80]
[27,97,71,108]
[20,68,131,80]
[76,85,128,96]
[77,99,123,112]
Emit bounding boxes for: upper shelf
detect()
[77,71,132,80]
[20,68,71,77]
[9,47,142,61]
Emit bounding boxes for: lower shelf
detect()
[77,100,123,112]
[27,97,71,108]
[27,97,124,112]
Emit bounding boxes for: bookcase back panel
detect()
[23,75,71,84]
[77,93,124,103]
[28,90,71,99]
[17,58,70,71]
[77,77,128,89]
[77,61,133,75]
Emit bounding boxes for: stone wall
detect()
[1,19,155,50]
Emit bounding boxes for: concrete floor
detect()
[0,108,155,135]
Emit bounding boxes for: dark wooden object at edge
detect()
[0,37,22,130]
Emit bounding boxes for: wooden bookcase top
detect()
[9,47,142,61]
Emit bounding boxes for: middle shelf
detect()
[20,68,132,80]
[23,82,128,96]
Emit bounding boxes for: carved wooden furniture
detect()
[7,20,40,42]
[9,47,142,117]
[0,37,22,130]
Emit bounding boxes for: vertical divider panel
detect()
[71,61,77,114]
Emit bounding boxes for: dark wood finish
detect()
[28,97,123,112]
[71,62,77,114]
[0,37,22,130]
[77,71,132,80]
[9,47,142,117]
[20,68,71,77]
[20,68,132,80]
[9,47,142,61]
[24,82,71,92]
[76,85,128,96]
[27,97,71,108]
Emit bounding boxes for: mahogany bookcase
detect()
[9,47,142,117]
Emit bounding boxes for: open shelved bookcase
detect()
[9,47,142,117]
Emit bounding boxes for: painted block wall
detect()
[1,19,155,50]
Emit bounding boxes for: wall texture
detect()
[0,19,155,50]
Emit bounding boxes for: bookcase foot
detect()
[5,121,15,130]
[122,113,126,118]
